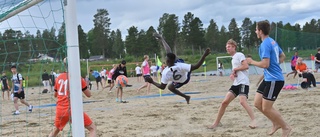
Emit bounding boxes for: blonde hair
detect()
[144,55,149,59]
[226,39,237,48]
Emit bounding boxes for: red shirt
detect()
[54,72,87,110]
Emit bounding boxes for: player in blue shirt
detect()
[90,70,102,90]
[246,20,291,137]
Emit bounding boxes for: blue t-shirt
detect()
[259,37,284,81]
[91,71,100,78]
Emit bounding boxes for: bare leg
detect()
[208,92,235,129]
[7,91,10,100]
[85,123,97,137]
[167,84,190,104]
[13,97,19,111]
[146,83,151,94]
[109,81,114,91]
[119,88,123,101]
[254,93,280,135]
[239,95,256,129]
[2,92,4,100]
[48,127,60,137]
[153,32,173,54]
[262,99,291,137]
[137,83,147,92]
[20,99,30,107]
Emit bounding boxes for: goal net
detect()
[0,0,78,136]
[216,56,260,76]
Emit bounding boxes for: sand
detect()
[0,74,319,137]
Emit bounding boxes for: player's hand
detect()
[230,74,235,81]
[145,76,154,83]
[18,88,22,94]
[246,57,253,64]
[204,48,211,56]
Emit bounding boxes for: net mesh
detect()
[271,27,320,51]
[0,0,69,136]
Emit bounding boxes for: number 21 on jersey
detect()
[58,79,68,96]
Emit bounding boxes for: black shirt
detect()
[112,64,127,80]
[315,53,320,64]
[42,72,50,80]
[1,76,8,87]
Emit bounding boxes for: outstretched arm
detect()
[153,32,172,54]
[190,48,211,71]
[144,76,167,90]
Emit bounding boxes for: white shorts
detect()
[43,80,50,87]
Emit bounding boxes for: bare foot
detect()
[249,120,257,129]
[153,32,162,40]
[282,127,292,137]
[207,122,222,129]
[185,96,190,104]
[268,124,281,135]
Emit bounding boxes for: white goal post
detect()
[216,56,232,75]
[0,0,44,22]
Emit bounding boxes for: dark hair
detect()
[317,48,320,51]
[90,70,93,72]
[11,65,16,68]
[121,60,126,65]
[257,20,270,35]
[166,53,176,61]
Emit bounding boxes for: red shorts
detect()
[55,110,93,130]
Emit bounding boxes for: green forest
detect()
[1,9,320,86]
[0,9,320,64]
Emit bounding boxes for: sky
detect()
[75,0,320,34]
[0,0,319,37]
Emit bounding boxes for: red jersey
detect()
[54,72,87,110]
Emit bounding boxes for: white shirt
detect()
[150,65,157,73]
[100,69,106,77]
[11,73,23,93]
[161,63,191,84]
[135,66,141,74]
[232,52,249,85]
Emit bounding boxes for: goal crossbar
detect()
[0,0,43,23]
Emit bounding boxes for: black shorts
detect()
[14,91,25,99]
[173,72,191,89]
[143,75,151,82]
[291,66,296,71]
[101,76,105,79]
[95,76,101,83]
[108,79,111,84]
[136,74,142,77]
[2,85,9,92]
[229,84,249,98]
[257,80,284,101]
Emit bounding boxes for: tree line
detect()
[0,9,320,64]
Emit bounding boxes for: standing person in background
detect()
[1,71,10,100]
[108,64,117,91]
[112,60,128,102]
[137,55,151,94]
[286,51,298,78]
[90,70,102,90]
[314,48,320,73]
[135,64,142,82]
[246,20,291,137]
[50,70,56,88]
[100,67,106,88]
[10,65,33,115]
[150,63,158,79]
[130,68,134,77]
[85,75,92,90]
[218,60,224,76]
[42,70,50,92]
